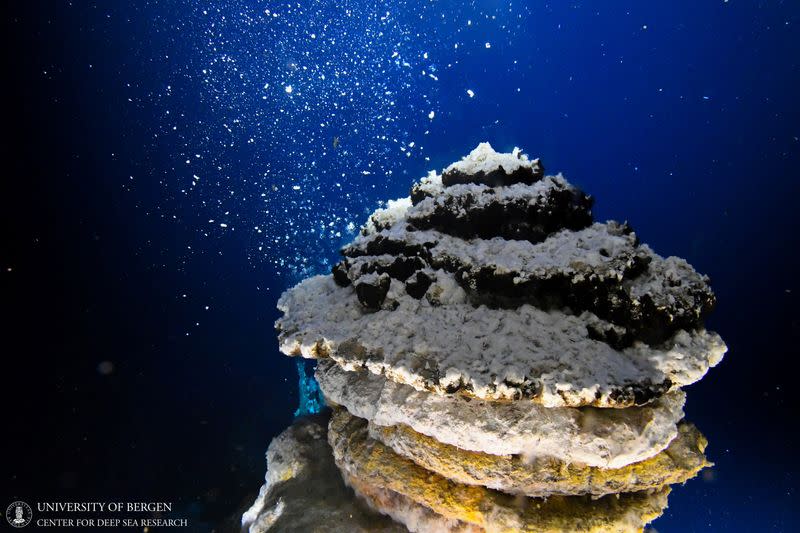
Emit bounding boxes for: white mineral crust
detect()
[277,272,726,407]
[316,359,685,468]
[444,141,537,177]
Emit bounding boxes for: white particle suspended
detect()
[467,89,475,98]
[285,85,293,94]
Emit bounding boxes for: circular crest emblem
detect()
[5,501,32,528]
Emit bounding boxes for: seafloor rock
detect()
[328,408,670,533]
[367,414,710,497]
[241,414,406,533]
[316,359,685,468]
[278,273,725,407]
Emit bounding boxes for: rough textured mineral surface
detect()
[316,359,685,468]
[278,144,726,407]
[340,147,714,344]
[241,413,406,533]
[368,414,710,497]
[329,408,670,533]
[344,474,483,533]
[247,143,728,531]
[439,143,546,187]
[340,221,712,346]
[278,272,725,407]
[406,173,594,243]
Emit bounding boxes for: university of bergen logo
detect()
[5,501,32,528]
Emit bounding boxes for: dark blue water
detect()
[2,2,798,531]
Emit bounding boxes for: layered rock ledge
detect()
[345,474,483,533]
[316,359,685,468]
[279,273,725,407]
[278,143,726,407]
[329,408,671,533]
[248,143,726,532]
[367,415,710,498]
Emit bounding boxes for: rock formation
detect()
[245,143,727,532]
[241,414,406,532]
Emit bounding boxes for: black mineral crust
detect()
[330,153,717,349]
[440,157,545,187]
[406,178,594,243]
[354,273,391,309]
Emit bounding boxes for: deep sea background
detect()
[2,1,798,532]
